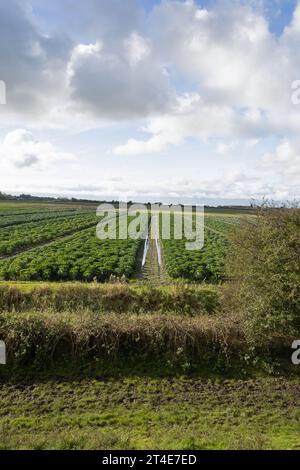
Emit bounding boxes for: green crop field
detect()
[0,206,142,282]
[0,202,240,283]
[0,200,298,451]
[162,216,230,282]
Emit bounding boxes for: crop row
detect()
[0,207,78,218]
[162,215,229,282]
[0,222,141,282]
[204,217,235,235]
[0,213,99,256]
[0,208,93,228]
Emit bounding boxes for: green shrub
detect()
[225,205,300,345]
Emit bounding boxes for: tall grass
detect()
[0,283,219,315]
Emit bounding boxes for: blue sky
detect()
[0,0,300,204]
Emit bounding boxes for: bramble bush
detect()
[225,205,300,345]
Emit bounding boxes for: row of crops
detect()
[0,204,237,283]
[0,213,99,256]
[0,223,141,281]
[0,207,77,217]
[204,217,237,235]
[161,216,230,283]
[0,208,93,228]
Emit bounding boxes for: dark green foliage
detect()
[0,213,98,255]
[0,227,140,281]
[163,222,229,282]
[0,208,90,228]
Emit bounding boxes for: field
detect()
[0,201,298,450]
[0,206,141,281]
[162,217,230,282]
[0,202,239,283]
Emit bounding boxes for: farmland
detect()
[0,202,236,283]
[0,213,98,256]
[0,211,141,281]
[0,208,92,228]
[162,221,229,282]
[0,203,236,283]
[0,201,298,451]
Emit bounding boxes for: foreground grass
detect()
[0,376,299,450]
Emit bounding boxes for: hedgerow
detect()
[224,205,300,345]
[0,310,243,372]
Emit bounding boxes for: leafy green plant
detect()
[224,205,300,345]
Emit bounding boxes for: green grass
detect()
[0,283,220,317]
[0,376,299,450]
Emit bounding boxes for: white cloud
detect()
[2,170,299,202]
[262,139,300,179]
[66,35,174,119]
[0,0,71,120]
[113,92,270,156]
[216,141,238,155]
[0,129,76,169]
[125,32,150,65]
[111,0,300,162]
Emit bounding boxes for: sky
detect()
[0,0,300,204]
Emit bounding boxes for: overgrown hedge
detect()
[0,310,242,373]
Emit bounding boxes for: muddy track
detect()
[136,220,170,285]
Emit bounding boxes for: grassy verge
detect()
[0,376,299,450]
[0,282,219,315]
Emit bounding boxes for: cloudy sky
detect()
[0,0,300,204]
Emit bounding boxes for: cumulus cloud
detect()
[67,34,174,119]
[2,0,300,133]
[262,139,300,178]
[0,129,76,169]
[113,93,269,155]
[111,0,300,157]
[0,0,71,118]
